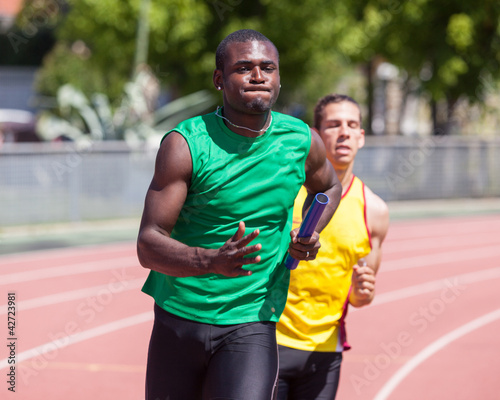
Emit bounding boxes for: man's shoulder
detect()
[163,112,215,140]
[176,112,215,131]
[364,184,389,225]
[271,111,309,131]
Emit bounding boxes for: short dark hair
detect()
[313,94,362,130]
[215,29,278,71]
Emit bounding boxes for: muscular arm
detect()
[303,128,342,231]
[137,132,261,278]
[349,187,390,307]
[288,128,342,260]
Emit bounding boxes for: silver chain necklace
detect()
[215,106,272,134]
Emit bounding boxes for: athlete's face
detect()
[214,40,280,114]
[318,101,365,168]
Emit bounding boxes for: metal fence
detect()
[1,137,499,226]
[0,141,156,226]
[355,135,500,201]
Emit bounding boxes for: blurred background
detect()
[2,4,499,399]
[1,0,500,229]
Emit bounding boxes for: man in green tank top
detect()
[137,29,341,400]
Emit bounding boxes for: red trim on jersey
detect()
[361,180,373,250]
[341,175,355,200]
[339,286,352,351]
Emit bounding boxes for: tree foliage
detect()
[374,0,500,99]
[0,0,60,66]
[34,0,215,102]
[31,0,356,118]
[361,0,500,132]
[15,0,500,134]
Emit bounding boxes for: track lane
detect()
[1,214,499,399]
[338,263,500,399]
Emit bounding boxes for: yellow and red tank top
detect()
[276,175,371,352]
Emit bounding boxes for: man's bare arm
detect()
[137,132,261,277]
[303,128,342,231]
[288,128,342,261]
[349,187,389,307]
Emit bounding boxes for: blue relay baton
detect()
[285,192,330,270]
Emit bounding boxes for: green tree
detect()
[24,0,500,136]
[35,0,214,102]
[33,0,361,121]
[0,0,60,66]
[363,0,500,134]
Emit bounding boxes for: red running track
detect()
[1,214,500,399]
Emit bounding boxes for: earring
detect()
[217,87,222,90]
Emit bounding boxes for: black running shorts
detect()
[146,303,279,400]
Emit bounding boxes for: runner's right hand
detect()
[208,221,261,277]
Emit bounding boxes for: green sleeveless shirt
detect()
[142,110,311,324]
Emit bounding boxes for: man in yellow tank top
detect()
[277,94,390,399]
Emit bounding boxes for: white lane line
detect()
[380,245,500,272]
[0,256,139,285]
[383,234,500,256]
[0,242,135,264]
[350,266,500,313]
[372,308,500,400]
[0,311,153,371]
[0,278,145,315]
